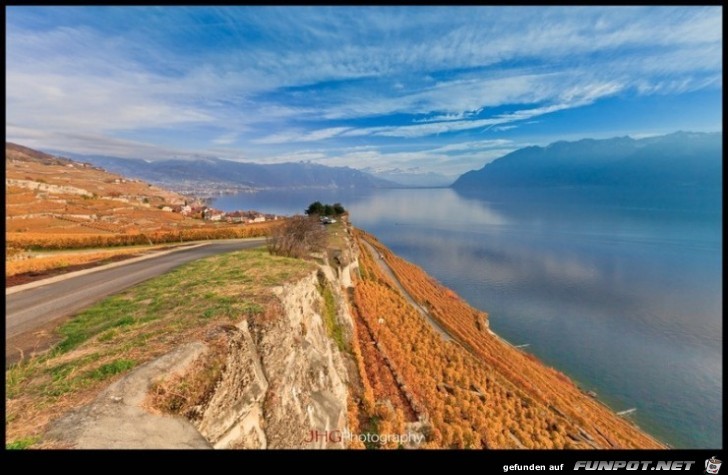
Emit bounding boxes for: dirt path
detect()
[45,342,211,449]
[361,240,452,342]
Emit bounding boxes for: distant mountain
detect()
[51,153,396,192]
[364,167,454,187]
[452,132,722,190]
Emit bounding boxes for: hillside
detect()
[452,131,722,190]
[7,142,188,235]
[54,152,396,194]
[6,142,275,252]
[353,231,662,449]
[7,216,663,449]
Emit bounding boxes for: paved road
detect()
[362,240,453,342]
[6,239,266,340]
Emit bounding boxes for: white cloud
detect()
[211,132,242,145]
[241,150,328,163]
[251,127,351,144]
[6,124,200,160]
[252,140,520,177]
[414,108,483,123]
[5,6,722,170]
[429,139,514,154]
[331,81,624,140]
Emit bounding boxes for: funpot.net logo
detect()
[574,461,695,471]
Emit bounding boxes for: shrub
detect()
[267,215,327,258]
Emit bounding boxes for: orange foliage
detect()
[6,221,279,250]
[6,249,144,277]
[349,229,662,449]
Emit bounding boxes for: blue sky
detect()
[6,6,722,179]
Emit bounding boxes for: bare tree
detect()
[266,215,328,258]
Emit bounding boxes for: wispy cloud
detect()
[252,127,351,144]
[414,109,484,123]
[6,6,722,175]
[6,124,205,160]
[244,139,520,177]
[211,132,242,146]
[429,139,515,154]
[331,81,624,140]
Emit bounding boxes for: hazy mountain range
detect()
[453,131,722,190]
[50,153,396,192]
[361,167,454,187]
[43,131,720,194]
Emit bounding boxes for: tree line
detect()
[304,201,346,217]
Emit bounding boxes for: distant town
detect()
[170,203,282,224]
[154,180,255,199]
[70,160,284,225]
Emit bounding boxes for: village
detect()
[159,202,282,224]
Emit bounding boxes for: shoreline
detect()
[486,326,667,446]
[359,229,667,449]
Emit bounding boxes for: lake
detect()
[213,187,722,449]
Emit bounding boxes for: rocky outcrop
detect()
[475,313,489,332]
[195,321,269,448]
[259,273,350,448]
[45,222,361,450]
[189,271,352,449]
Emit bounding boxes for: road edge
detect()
[6,242,212,296]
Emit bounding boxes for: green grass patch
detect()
[6,436,39,450]
[6,246,315,444]
[98,328,118,342]
[85,359,136,381]
[317,282,348,353]
[55,297,138,353]
[51,248,311,352]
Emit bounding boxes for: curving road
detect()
[6,239,265,363]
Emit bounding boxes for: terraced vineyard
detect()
[349,229,663,449]
[6,143,278,254]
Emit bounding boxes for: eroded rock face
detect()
[177,270,352,449]
[195,320,269,448]
[46,244,358,449]
[259,272,350,449]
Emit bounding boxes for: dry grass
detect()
[6,222,279,251]
[146,336,228,420]
[321,217,345,245]
[5,247,314,447]
[6,247,162,277]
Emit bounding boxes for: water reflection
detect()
[214,186,722,448]
[349,188,509,227]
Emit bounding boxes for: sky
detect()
[6,6,723,180]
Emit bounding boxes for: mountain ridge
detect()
[45,151,397,192]
[452,131,722,190]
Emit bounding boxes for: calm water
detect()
[214,187,722,448]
